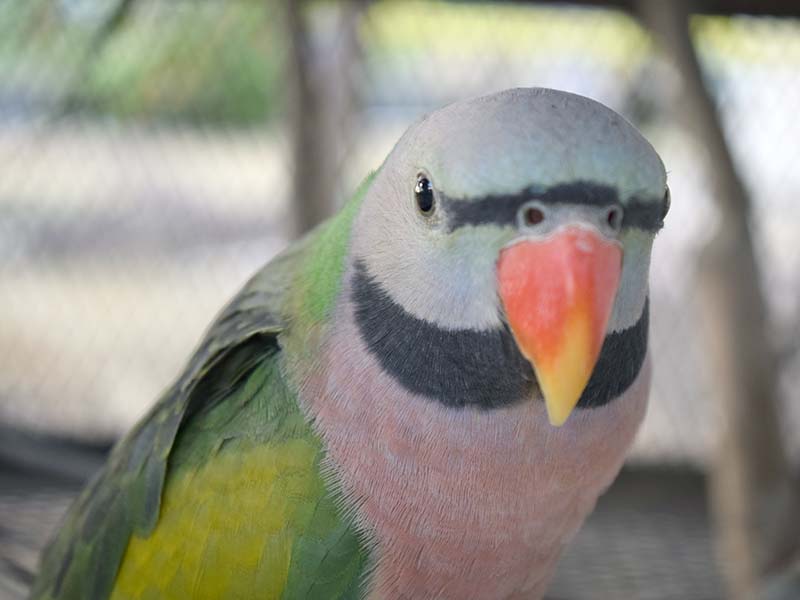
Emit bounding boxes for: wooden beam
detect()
[493,0,800,18]
[284,0,367,235]
[637,0,800,598]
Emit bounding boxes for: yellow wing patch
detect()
[111,438,320,600]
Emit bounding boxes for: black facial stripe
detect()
[351,259,649,411]
[623,199,666,231]
[443,190,529,232]
[442,181,664,232]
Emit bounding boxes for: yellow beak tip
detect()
[544,399,577,427]
[546,410,570,427]
[538,372,590,427]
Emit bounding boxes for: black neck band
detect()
[351,259,648,411]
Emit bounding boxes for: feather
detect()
[31,175,377,600]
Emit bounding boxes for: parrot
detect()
[31,87,669,600]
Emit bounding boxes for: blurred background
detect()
[1,0,799,598]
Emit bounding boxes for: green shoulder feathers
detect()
[31,174,376,600]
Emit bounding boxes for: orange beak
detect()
[497,227,622,426]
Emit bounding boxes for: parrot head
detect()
[350,88,668,426]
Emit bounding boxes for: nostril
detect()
[606,206,623,232]
[524,207,545,226]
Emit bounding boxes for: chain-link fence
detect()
[1,1,799,598]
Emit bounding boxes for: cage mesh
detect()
[1,2,798,598]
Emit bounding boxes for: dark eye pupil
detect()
[662,188,671,220]
[606,206,623,231]
[524,207,544,226]
[415,177,435,214]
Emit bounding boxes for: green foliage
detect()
[2,0,285,126]
[83,2,284,126]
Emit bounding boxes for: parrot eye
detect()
[662,187,671,220]
[606,205,623,232]
[414,175,435,215]
[524,206,545,226]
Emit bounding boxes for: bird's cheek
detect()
[496,227,622,426]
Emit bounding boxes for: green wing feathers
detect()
[31,194,374,600]
[110,358,368,599]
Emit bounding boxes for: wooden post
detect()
[284,0,366,236]
[637,1,798,597]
